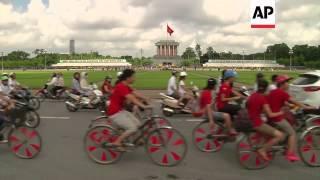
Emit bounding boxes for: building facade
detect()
[69,39,75,54]
[153,40,182,66]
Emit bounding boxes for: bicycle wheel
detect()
[237,132,272,170]
[8,126,42,159]
[298,126,320,167]
[145,127,187,166]
[84,125,122,164]
[192,121,224,152]
[24,111,41,128]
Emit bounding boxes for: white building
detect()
[203,60,284,68]
[51,59,132,69]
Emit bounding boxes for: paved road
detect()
[0,100,319,180]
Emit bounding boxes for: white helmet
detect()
[117,71,122,77]
[180,71,187,77]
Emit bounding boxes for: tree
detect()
[7,51,30,61]
[206,47,215,59]
[181,47,197,60]
[266,43,290,59]
[195,44,202,59]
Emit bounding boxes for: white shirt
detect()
[167,76,177,95]
[0,84,13,95]
[178,80,186,96]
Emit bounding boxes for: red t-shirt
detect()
[216,82,232,110]
[107,82,133,116]
[101,81,113,94]
[267,88,290,122]
[247,92,268,128]
[199,89,212,110]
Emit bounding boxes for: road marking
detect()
[186,119,203,122]
[40,116,70,120]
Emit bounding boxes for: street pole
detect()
[44,53,47,70]
[1,52,3,72]
[289,49,293,71]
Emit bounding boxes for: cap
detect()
[256,72,264,78]
[276,75,293,84]
[1,76,8,81]
[207,78,217,87]
[224,70,237,79]
[117,71,123,77]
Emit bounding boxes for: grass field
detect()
[11,70,302,90]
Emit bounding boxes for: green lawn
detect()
[12,70,301,89]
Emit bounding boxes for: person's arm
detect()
[126,94,149,109]
[263,104,283,118]
[221,93,241,102]
[46,78,57,86]
[103,85,111,94]
[232,89,246,98]
[132,91,149,103]
[288,98,315,109]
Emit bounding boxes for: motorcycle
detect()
[36,86,67,102]
[65,84,107,113]
[12,88,41,110]
[160,85,199,117]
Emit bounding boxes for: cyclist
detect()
[167,70,179,99]
[253,72,264,92]
[197,78,236,135]
[177,71,194,110]
[268,74,278,92]
[107,69,151,151]
[216,70,244,117]
[101,76,113,96]
[268,75,314,161]
[247,79,284,161]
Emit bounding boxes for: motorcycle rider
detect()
[0,93,15,142]
[51,72,65,97]
[107,69,151,151]
[71,72,82,95]
[167,70,179,99]
[197,78,237,135]
[178,71,194,110]
[216,70,245,117]
[8,72,21,90]
[45,73,58,94]
[247,79,284,161]
[253,72,264,92]
[0,76,13,95]
[79,72,95,108]
[114,71,123,85]
[268,74,278,92]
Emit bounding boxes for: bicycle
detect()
[84,109,187,166]
[0,109,42,159]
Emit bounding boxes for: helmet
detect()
[9,72,16,77]
[224,70,237,79]
[257,79,269,91]
[117,71,123,78]
[1,76,8,81]
[207,78,217,87]
[180,71,187,77]
[172,70,177,75]
[2,73,8,77]
[256,72,264,79]
[276,75,293,84]
[105,76,112,81]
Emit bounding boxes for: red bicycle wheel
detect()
[299,126,320,167]
[145,127,187,166]
[192,121,224,152]
[8,126,42,159]
[84,125,122,164]
[237,132,272,170]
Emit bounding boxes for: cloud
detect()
[0,0,319,57]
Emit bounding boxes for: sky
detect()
[0,0,319,57]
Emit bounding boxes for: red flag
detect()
[167,24,174,36]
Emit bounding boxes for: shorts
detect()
[219,104,241,117]
[254,123,277,136]
[110,110,141,133]
[275,120,295,136]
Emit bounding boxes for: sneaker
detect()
[286,152,300,162]
[0,134,8,144]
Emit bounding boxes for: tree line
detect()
[181,43,320,68]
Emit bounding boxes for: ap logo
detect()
[251,0,276,28]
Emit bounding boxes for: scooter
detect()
[65,84,107,113]
[36,86,67,102]
[160,85,199,117]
